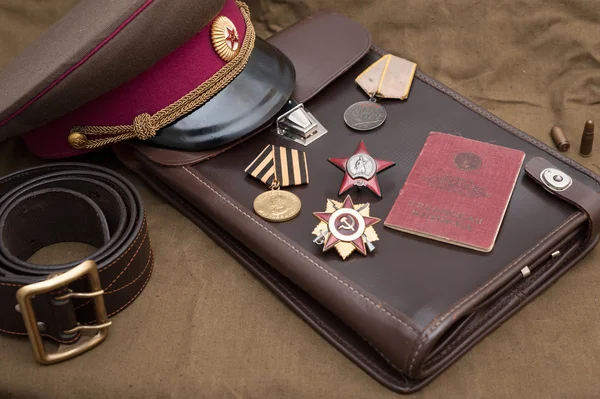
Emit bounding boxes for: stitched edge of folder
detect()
[182,166,420,334]
[209,216,410,386]
[407,213,579,375]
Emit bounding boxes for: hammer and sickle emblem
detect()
[339,216,356,232]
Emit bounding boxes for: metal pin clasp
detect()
[269,178,281,191]
[275,100,327,146]
[313,230,328,245]
[362,234,376,252]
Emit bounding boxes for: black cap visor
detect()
[148,37,295,150]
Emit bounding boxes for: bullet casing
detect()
[580,120,594,157]
[550,126,570,152]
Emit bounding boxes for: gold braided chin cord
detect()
[68,1,256,150]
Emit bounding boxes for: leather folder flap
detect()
[133,11,372,167]
[268,11,372,104]
[525,157,600,238]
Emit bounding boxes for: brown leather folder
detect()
[116,12,600,393]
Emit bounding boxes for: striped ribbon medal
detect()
[245,145,309,188]
[245,145,309,223]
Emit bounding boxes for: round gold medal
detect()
[253,190,301,223]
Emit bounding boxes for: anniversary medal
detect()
[344,54,417,131]
[328,140,395,198]
[245,145,309,222]
[312,195,380,260]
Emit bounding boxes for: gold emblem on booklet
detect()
[245,145,309,223]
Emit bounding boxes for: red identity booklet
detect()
[384,132,525,252]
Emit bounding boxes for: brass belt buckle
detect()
[16,260,111,365]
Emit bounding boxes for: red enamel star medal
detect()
[328,141,395,198]
[312,195,380,260]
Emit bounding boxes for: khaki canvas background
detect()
[1,1,600,397]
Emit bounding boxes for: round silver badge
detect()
[346,154,376,180]
[343,101,387,131]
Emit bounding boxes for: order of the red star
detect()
[328,141,395,198]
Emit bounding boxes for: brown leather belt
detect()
[0,163,153,364]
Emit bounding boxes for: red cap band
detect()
[23,0,246,158]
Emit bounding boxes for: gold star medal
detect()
[245,145,309,223]
[312,195,380,260]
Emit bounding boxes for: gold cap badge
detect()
[211,16,240,62]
